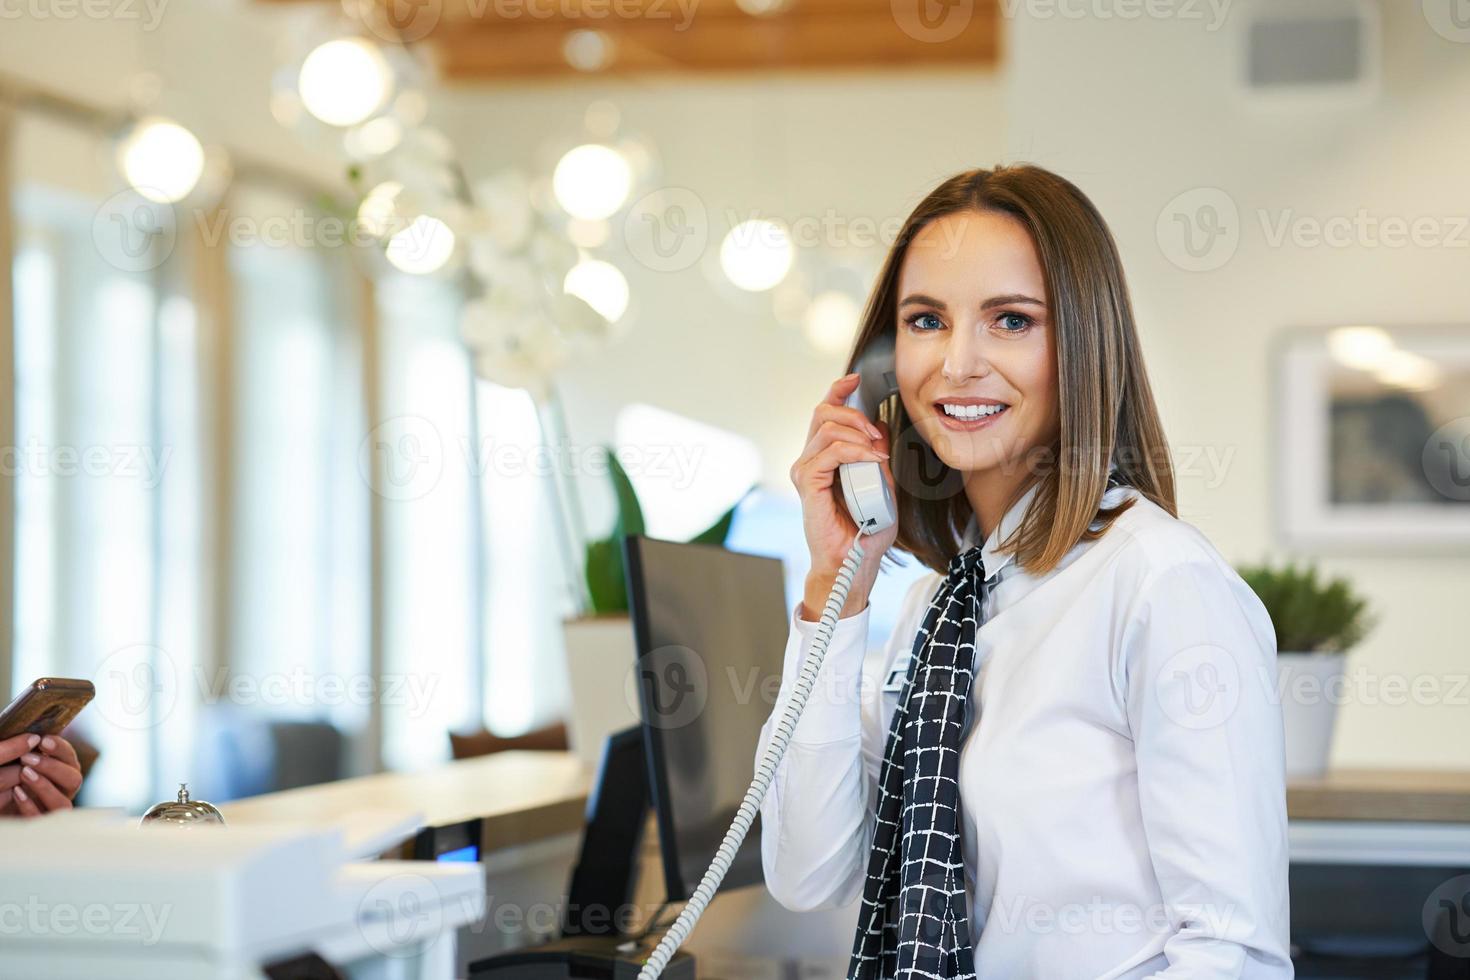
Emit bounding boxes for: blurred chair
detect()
[193,706,345,802]
[269,721,344,792]
[448,721,569,760]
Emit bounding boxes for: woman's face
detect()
[894,208,1059,482]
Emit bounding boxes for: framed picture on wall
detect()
[1273,326,1470,551]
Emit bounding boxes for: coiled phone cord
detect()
[637,532,869,980]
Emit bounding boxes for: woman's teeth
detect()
[940,403,1008,420]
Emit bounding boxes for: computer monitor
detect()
[623,534,789,904]
[470,537,785,977]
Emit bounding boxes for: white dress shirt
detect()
[755,476,1293,979]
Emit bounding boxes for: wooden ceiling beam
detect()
[259,0,1000,77]
[431,0,980,24]
[435,9,999,77]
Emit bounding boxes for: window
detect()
[11,184,174,809]
[227,186,368,739]
[478,382,571,736]
[375,272,482,769]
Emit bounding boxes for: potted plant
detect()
[1237,561,1375,778]
[561,448,747,766]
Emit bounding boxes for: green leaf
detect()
[689,487,753,546]
[606,448,645,538]
[584,536,628,614]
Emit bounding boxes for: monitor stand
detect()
[469,727,696,980]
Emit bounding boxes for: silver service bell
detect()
[139,783,226,828]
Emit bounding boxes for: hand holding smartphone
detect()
[0,678,94,817]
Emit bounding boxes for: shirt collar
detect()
[958,457,1120,581]
[959,480,1039,583]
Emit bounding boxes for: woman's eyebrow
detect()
[898,293,947,310]
[981,293,1046,310]
[899,292,1047,311]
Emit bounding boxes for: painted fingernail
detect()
[874,451,890,460]
[22,767,38,783]
[41,738,55,752]
[866,424,882,438]
[14,786,27,802]
[21,754,39,766]
[26,735,39,749]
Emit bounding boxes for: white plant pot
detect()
[561,615,641,770]
[1276,652,1346,778]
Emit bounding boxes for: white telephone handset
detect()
[838,330,899,534]
[637,335,899,979]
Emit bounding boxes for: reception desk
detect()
[1288,767,1470,823]
[226,750,592,857]
[222,754,1470,978]
[228,755,1470,866]
[1287,767,1470,867]
[227,751,595,972]
[1284,768,1470,974]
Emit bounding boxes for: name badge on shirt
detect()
[882,653,912,693]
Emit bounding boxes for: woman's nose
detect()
[942,324,990,386]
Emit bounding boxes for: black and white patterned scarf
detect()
[848,470,1128,979]
[847,540,987,980]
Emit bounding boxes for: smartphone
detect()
[0,678,96,740]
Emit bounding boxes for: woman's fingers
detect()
[807,374,866,442]
[0,741,83,813]
[18,766,72,812]
[796,406,889,476]
[12,785,41,816]
[793,440,890,492]
[808,401,882,447]
[822,372,861,406]
[0,733,40,766]
[876,425,898,506]
[39,735,78,768]
[22,753,81,798]
[802,420,882,466]
[871,418,892,456]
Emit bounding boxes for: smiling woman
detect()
[766,164,1293,979]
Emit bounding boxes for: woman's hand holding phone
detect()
[0,732,83,817]
[791,372,899,622]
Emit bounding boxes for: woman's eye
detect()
[908,312,944,332]
[998,312,1032,332]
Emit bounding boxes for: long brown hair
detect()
[849,164,1177,576]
